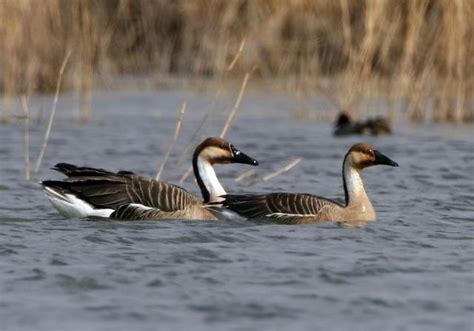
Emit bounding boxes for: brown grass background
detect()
[0,0,472,122]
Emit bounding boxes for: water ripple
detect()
[0,93,472,331]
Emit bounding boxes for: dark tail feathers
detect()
[52,163,116,177]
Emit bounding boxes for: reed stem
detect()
[262,158,302,182]
[180,70,252,183]
[156,101,187,180]
[175,38,247,169]
[34,50,71,176]
[219,71,251,138]
[178,40,249,183]
[234,169,256,183]
[245,158,302,187]
[178,166,193,184]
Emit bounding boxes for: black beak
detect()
[374,150,398,167]
[231,146,259,166]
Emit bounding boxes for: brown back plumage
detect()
[43,136,258,220]
[223,193,342,224]
[43,163,202,217]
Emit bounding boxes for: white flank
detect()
[43,186,113,218]
[206,205,246,221]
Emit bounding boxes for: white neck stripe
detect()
[197,156,226,203]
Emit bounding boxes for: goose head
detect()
[194,137,258,166]
[335,112,353,127]
[193,137,258,203]
[346,143,398,170]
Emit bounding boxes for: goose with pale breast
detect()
[42,137,258,220]
[222,143,398,224]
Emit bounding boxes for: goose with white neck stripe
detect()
[42,137,258,220]
[222,143,398,225]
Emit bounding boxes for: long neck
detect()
[342,157,370,208]
[192,154,226,203]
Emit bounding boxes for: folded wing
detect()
[222,193,341,224]
[43,163,200,218]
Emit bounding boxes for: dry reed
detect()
[219,72,251,138]
[178,166,194,184]
[234,169,256,183]
[156,101,187,180]
[261,158,303,182]
[175,38,247,169]
[244,158,303,188]
[34,51,71,177]
[174,95,218,169]
[179,70,251,183]
[0,1,472,122]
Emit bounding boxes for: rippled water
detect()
[1,91,473,330]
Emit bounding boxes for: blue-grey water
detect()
[1,90,473,331]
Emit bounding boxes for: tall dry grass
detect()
[0,0,472,122]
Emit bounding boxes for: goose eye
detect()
[230,144,240,155]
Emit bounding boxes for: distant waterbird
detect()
[334,112,392,136]
[42,137,258,220]
[222,143,398,225]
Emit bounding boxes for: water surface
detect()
[1,91,473,331]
